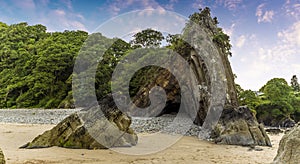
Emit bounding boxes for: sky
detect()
[0,0,299,91]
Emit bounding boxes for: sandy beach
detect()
[0,123,283,164]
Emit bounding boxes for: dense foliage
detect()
[0,22,88,108]
[130,28,164,48]
[237,76,300,125]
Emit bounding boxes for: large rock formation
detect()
[123,8,271,146]
[21,95,138,149]
[212,106,271,146]
[273,124,300,163]
[0,148,4,164]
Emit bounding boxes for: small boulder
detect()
[273,124,300,163]
[0,148,5,164]
[212,106,271,147]
[21,95,138,149]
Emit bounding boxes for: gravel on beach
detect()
[0,109,81,124]
[0,109,201,136]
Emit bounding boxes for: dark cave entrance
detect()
[157,101,181,116]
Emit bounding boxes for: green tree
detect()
[0,21,88,108]
[238,90,260,110]
[259,78,295,119]
[260,78,292,102]
[130,28,164,48]
[95,38,132,100]
[291,75,300,92]
[166,34,194,59]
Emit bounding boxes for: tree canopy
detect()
[237,77,300,125]
[291,75,300,92]
[0,22,88,108]
[130,28,164,48]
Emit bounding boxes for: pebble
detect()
[0,108,81,124]
[0,109,201,136]
[131,114,202,136]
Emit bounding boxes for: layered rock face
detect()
[212,106,271,146]
[0,148,4,164]
[21,95,138,149]
[125,8,271,147]
[273,124,300,163]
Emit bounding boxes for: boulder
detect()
[21,95,138,149]
[0,148,4,164]
[273,124,300,163]
[212,106,272,147]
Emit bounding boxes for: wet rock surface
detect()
[273,123,300,164]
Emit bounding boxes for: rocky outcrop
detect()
[121,8,272,147]
[273,124,300,163]
[0,148,4,164]
[21,95,138,149]
[211,106,271,146]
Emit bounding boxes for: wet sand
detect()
[0,123,282,164]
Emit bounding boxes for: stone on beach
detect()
[212,106,272,147]
[21,95,138,149]
[273,123,300,163]
[0,148,4,164]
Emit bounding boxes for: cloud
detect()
[11,0,35,10]
[283,0,300,19]
[223,23,235,37]
[261,10,274,22]
[164,0,178,10]
[223,0,243,10]
[292,64,300,71]
[45,9,87,32]
[278,21,300,47]
[107,0,141,15]
[192,0,205,9]
[39,0,50,6]
[215,0,243,11]
[231,20,300,90]
[256,4,274,23]
[53,9,66,16]
[60,0,73,10]
[236,35,246,48]
[107,0,167,16]
[246,22,300,88]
